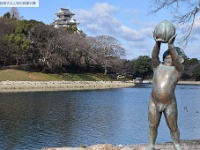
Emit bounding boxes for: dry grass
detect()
[0,69,112,81]
[0,69,60,81]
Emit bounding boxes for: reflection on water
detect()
[0,84,200,149]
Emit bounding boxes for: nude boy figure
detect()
[146,35,185,150]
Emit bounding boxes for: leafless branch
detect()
[149,0,180,14]
[149,0,200,46]
[173,6,200,46]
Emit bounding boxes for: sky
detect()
[0,0,200,60]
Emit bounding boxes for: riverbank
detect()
[178,80,200,85]
[42,139,200,150]
[0,80,200,92]
[0,81,134,92]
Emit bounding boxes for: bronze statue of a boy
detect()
[146,34,185,150]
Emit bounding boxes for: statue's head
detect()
[163,47,186,63]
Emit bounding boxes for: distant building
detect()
[51,8,81,32]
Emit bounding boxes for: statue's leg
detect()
[146,99,161,150]
[164,101,182,150]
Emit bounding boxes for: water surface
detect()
[0,84,200,149]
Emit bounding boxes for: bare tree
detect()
[10,7,23,20]
[149,0,200,46]
[0,18,16,37]
[94,35,125,74]
[66,33,89,69]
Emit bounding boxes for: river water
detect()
[0,84,200,149]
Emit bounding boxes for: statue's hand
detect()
[156,41,161,47]
[168,34,177,44]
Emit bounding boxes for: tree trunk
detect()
[104,68,107,75]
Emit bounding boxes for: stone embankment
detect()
[178,81,200,85]
[0,80,199,92]
[0,81,134,92]
[42,139,200,150]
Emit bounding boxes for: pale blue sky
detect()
[0,0,200,60]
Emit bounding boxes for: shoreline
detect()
[178,80,200,85]
[0,81,134,92]
[42,139,200,150]
[0,80,199,92]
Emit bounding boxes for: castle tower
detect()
[52,8,79,29]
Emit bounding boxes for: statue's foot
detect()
[174,144,182,150]
[146,144,155,150]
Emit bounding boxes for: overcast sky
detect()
[0,0,200,60]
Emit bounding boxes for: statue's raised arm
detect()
[168,35,184,76]
[151,41,161,69]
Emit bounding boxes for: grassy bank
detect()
[0,69,113,81]
[0,69,134,92]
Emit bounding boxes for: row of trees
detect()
[128,56,200,81]
[182,58,200,80]
[0,9,200,80]
[0,17,126,74]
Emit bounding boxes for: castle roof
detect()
[55,8,75,16]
